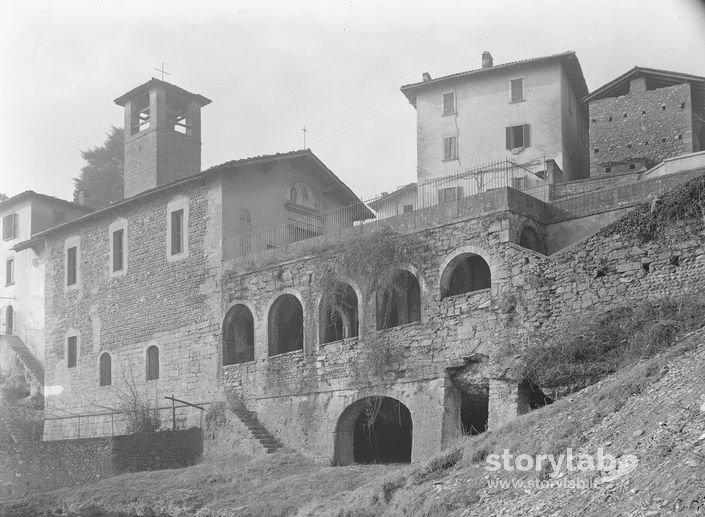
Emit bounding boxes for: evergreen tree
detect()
[73,126,124,208]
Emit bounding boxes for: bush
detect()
[523,294,705,396]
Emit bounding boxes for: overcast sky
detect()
[1,0,704,201]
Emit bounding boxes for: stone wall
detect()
[589,79,694,175]
[42,178,223,440]
[0,428,202,497]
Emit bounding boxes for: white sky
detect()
[1,0,704,201]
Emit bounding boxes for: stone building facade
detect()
[14,64,705,466]
[586,67,705,176]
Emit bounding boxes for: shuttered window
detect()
[506,124,531,150]
[443,92,456,115]
[443,136,458,161]
[510,78,524,102]
[2,213,18,240]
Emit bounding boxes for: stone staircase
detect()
[227,397,283,453]
[0,335,44,388]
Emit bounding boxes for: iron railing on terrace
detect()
[224,159,550,259]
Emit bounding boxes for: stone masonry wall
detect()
[43,178,223,440]
[589,80,694,175]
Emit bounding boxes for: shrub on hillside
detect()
[523,294,705,396]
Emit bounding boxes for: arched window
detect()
[268,294,304,356]
[376,270,420,330]
[319,283,359,344]
[440,253,491,299]
[146,345,159,380]
[5,305,13,335]
[223,304,255,365]
[519,226,545,254]
[99,353,112,386]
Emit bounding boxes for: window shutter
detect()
[523,124,531,147]
[506,127,512,150]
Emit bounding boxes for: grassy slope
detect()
[301,330,705,516]
[3,329,703,516]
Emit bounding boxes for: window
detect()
[440,253,491,299]
[3,213,18,240]
[223,305,255,365]
[510,78,524,102]
[112,229,124,272]
[146,345,159,380]
[376,270,420,330]
[171,210,183,255]
[268,294,304,356]
[403,204,414,214]
[506,124,530,150]
[99,353,111,386]
[5,259,14,286]
[442,92,456,115]
[319,282,359,345]
[443,136,458,161]
[167,197,189,261]
[66,246,78,286]
[5,306,13,335]
[438,187,463,204]
[67,336,78,368]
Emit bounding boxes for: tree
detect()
[73,126,124,209]
[0,193,8,202]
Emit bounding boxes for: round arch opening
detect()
[334,396,412,466]
[440,253,491,299]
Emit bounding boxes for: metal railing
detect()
[224,159,549,259]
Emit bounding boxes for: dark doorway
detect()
[519,226,545,254]
[460,385,489,435]
[353,397,412,464]
[334,396,413,466]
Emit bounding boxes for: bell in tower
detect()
[114,78,212,199]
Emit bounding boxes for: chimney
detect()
[482,51,493,69]
[422,72,432,82]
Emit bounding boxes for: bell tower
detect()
[114,79,212,199]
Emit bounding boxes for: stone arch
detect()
[223,304,255,364]
[518,222,545,254]
[319,282,359,344]
[440,250,492,299]
[376,269,421,330]
[333,396,412,466]
[268,293,304,356]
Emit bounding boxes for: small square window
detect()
[608,116,613,122]
[510,78,524,102]
[5,258,14,286]
[605,167,612,173]
[2,213,18,241]
[443,136,458,161]
[629,164,636,170]
[403,204,414,214]
[593,148,600,154]
[67,336,78,368]
[438,187,463,204]
[442,92,456,115]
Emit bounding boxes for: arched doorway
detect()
[519,226,545,254]
[319,282,359,344]
[334,396,412,466]
[268,294,304,356]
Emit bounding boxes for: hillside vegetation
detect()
[2,294,704,516]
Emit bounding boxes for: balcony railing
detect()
[224,159,550,260]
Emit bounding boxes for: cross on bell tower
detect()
[114,78,212,199]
